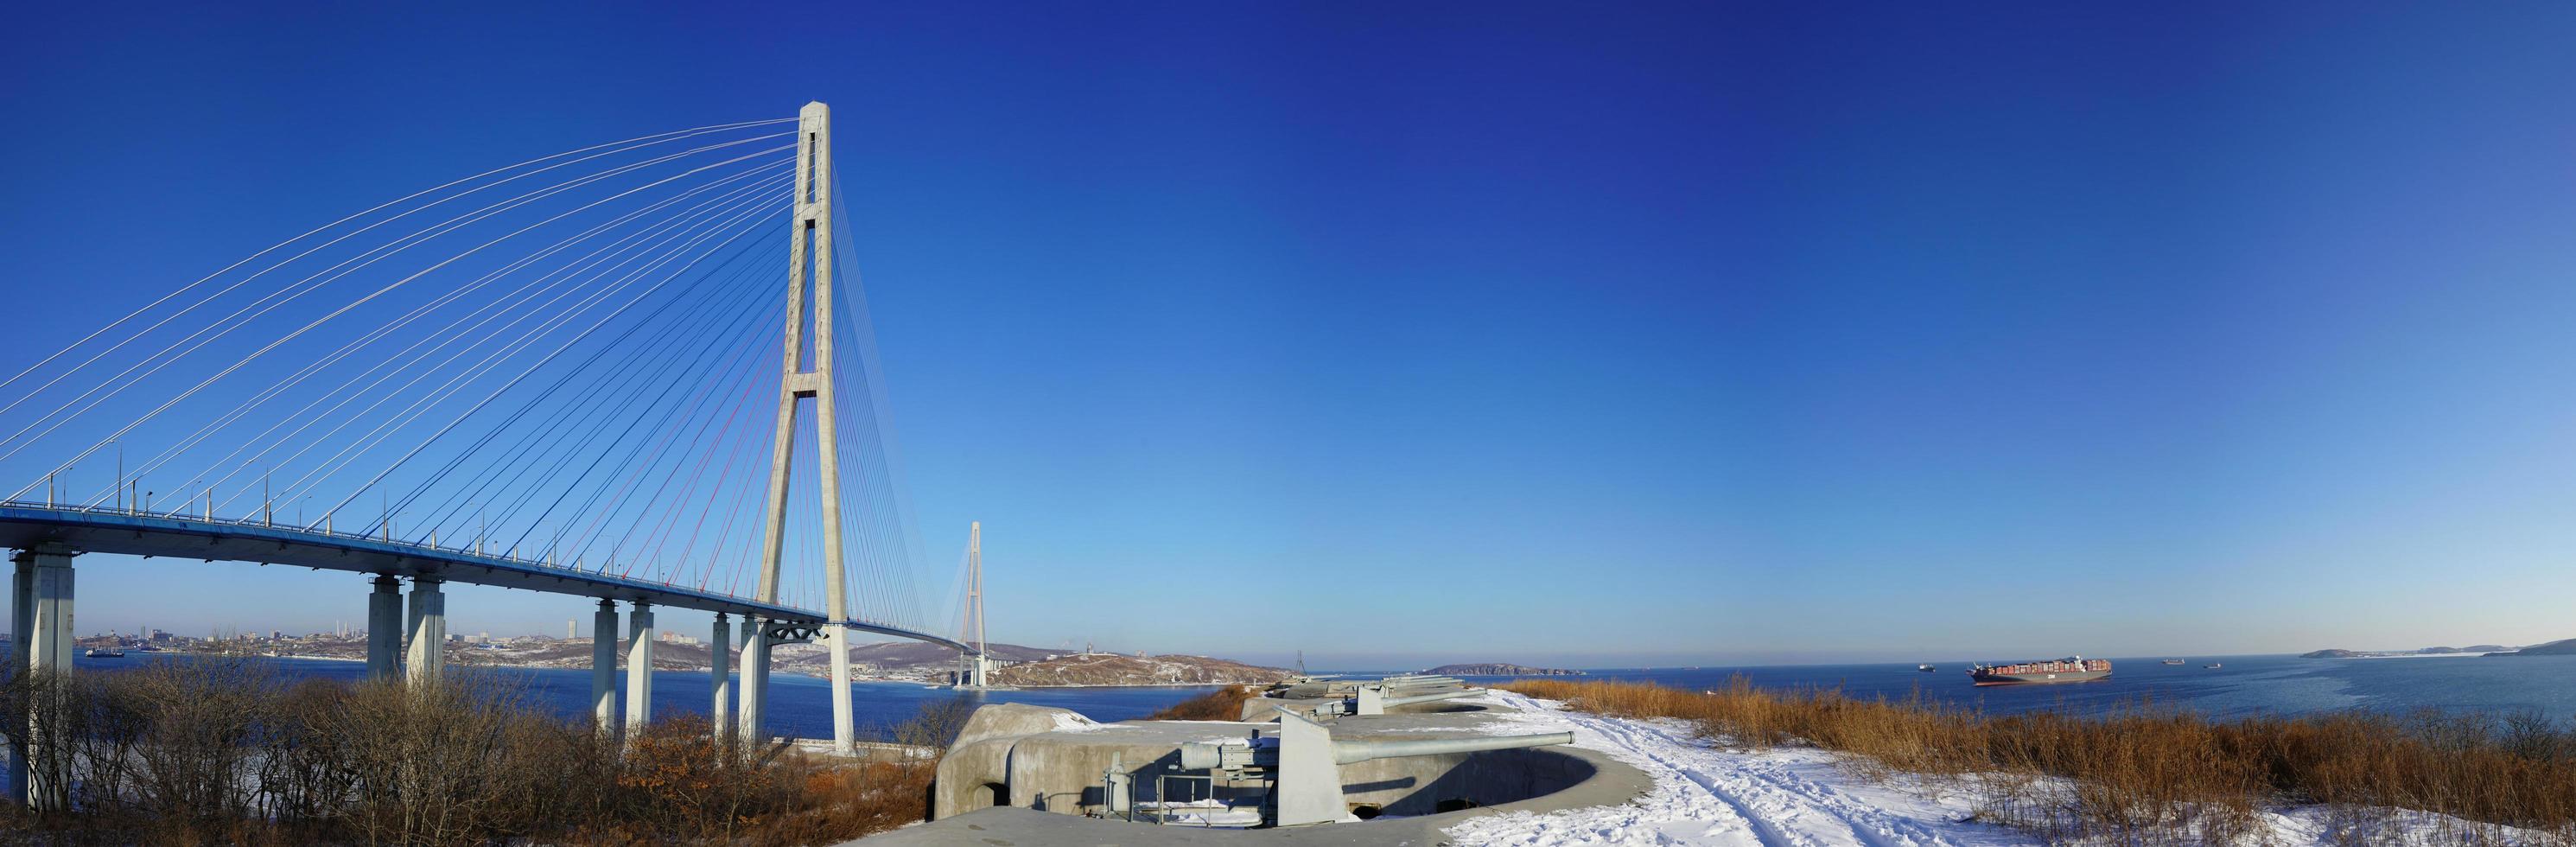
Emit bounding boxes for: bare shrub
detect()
[1145,685,1258,722]
[0,659,942,845]
[1508,678,2576,845]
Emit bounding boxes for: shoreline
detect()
[131,653,1267,690]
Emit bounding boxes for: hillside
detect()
[2491,638,2576,657]
[1424,662,1584,676]
[989,653,1290,687]
[843,640,1058,667]
[2302,644,2519,659]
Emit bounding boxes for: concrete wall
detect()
[932,705,1602,822]
[933,703,1097,819]
[1340,748,1596,816]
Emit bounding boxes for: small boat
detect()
[84,648,125,658]
[1917,664,1936,672]
[2161,659,2185,666]
[2203,663,2222,669]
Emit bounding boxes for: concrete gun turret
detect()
[1176,710,1576,827]
[1324,729,1574,766]
[1351,685,1485,716]
[1274,708,1571,826]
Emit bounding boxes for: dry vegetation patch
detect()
[0,659,954,845]
[1507,678,2576,845]
[1143,685,1259,721]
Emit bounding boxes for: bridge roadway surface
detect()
[0,502,971,652]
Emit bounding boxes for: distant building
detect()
[568,619,577,640]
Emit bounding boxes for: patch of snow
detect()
[1442,691,2554,847]
[1049,712,1106,732]
[1444,691,2021,846]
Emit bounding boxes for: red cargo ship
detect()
[1967,656,2110,685]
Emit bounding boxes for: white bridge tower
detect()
[749,100,860,754]
[957,521,990,687]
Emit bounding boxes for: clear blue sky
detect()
[5,3,2576,668]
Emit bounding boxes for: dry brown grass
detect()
[1508,678,2576,845]
[1144,684,1259,721]
[0,658,946,846]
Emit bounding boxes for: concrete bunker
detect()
[927,678,1645,831]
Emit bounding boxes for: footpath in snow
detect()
[1443,690,2028,847]
[1441,691,2540,847]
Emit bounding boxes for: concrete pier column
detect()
[738,619,769,745]
[9,551,35,807]
[624,602,654,731]
[709,614,732,742]
[403,577,445,687]
[590,600,618,737]
[22,545,73,675]
[828,623,855,755]
[15,544,73,812]
[365,576,402,681]
[10,556,30,672]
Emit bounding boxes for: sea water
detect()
[58,652,1219,740]
[1418,653,2576,722]
[60,652,2576,729]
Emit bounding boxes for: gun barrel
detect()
[1384,688,1485,707]
[1331,731,1574,765]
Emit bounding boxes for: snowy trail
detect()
[1439,691,2554,847]
[1442,691,2035,847]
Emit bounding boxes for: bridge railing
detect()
[0,498,798,606]
[0,499,951,640]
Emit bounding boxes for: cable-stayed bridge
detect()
[3,103,988,806]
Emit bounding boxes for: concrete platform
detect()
[851,742,1648,845]
[855,693,1656,844]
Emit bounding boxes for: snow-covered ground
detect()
[1442,691,2550,847]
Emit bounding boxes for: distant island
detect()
[2300,644,2515,659]
[1422,662,1584,676]
[2486,638,2576,657]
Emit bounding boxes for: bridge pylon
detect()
[956,521,991,688]
[747,100,860,754]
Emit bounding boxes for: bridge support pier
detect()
[829,624,854,755]
[738,619,769,745]
[625,602,654,732]
[709,614,732,744]
[591,600,618,737]
[404,578,444,687]
[7,554,24,807]
[366,576,401,681]
[12,544,73,811]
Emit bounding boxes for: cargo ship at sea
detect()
[1967,656,2110,685]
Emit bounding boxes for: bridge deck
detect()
[0,502,969,653]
